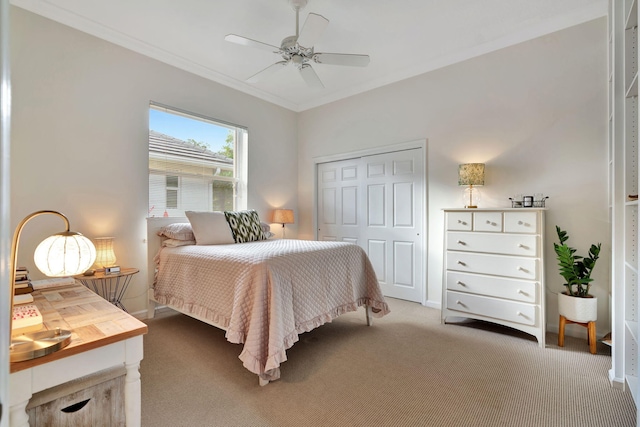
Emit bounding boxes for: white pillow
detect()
[157,223,194,241]
[185,211,235,245]
[162,238,196,247]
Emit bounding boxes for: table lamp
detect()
[273,209,294,239]
[9,210,96,362]
[94,236,117,269]
[458,163,485,208]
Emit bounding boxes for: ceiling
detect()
[12,0,607,112]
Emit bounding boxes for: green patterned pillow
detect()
[224,210,266,243]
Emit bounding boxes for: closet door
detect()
[362,149,424,302]
[317,148,424,303]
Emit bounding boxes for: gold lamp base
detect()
[10,328,72,362]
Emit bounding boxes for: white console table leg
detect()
[124,336,144,427]
[9,399,30,427]
[9,369,31,427]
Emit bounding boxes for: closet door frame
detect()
[313,139,428,305]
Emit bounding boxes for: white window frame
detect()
[148,102,248,216]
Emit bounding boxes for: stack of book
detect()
[14,267,34,295]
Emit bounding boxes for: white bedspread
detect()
[153,239,390,381]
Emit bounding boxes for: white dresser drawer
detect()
[504,212,538,233]
[446,251,538,280]
[446,232,538,256]
[446,271,538,304]
[446,212,472,231]
[473,212,502,232]
[446,291,537,326]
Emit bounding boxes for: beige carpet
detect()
[141,298,636,427]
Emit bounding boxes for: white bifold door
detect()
[317,148,424,303]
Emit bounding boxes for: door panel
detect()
[317,148,424,302]
[368,239,387,284]
[393,241,414,287]
[393,182,414,227]
[342,186,358,225]
[367,184,385,226]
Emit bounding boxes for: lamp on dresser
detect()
[273,209,294,239]
[9,210,96,362]
[458,163,485,208]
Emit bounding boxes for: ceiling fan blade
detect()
[247,61,288,83]
[225,34,280,52]
[299,64,324,88]
[313,53,370,67]
[296,13,329,48]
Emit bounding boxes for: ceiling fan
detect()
[224,0,370,88]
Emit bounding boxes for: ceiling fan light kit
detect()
[225,0,370,88]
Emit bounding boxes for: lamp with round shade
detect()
[10,210,96,362]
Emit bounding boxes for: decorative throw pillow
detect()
[224,210,266,243]
[157,223,195,241]
[185,211,235,245]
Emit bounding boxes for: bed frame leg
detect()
[147,288,157,319]
[366,305,373,326]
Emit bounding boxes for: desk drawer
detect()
[446,232,538,256]
[446,251,538,280]
[446,271,538,303]
[446,291,537,326]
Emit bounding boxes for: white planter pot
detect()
[558,292,597,323]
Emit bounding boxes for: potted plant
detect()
[553,225,601,322]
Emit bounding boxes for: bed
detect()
[147,216,390,385]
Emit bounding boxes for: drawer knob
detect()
[455,300,467,308]
[518,221,523,225]
[518,243,529,249]
[517,266,528,272]
[457,240,466,245]
[486,220,491,224]
[457,261,466,266]
[517,289,528,296]
[456,280,466,287]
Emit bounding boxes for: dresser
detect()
[442,208,546,347]
[9,283,147,426]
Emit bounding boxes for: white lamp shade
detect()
[94,237,117,268]
[34,233,96,276]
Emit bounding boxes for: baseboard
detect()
[609,369,626,391]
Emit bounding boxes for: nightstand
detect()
[74,268,139,312]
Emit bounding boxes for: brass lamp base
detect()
[465,205,478,209]
[10,328,71,362]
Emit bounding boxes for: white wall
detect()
[10,7,298,314]
[298,19,609,337]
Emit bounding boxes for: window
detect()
[165,176,179,209]
[148,103,247,217]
